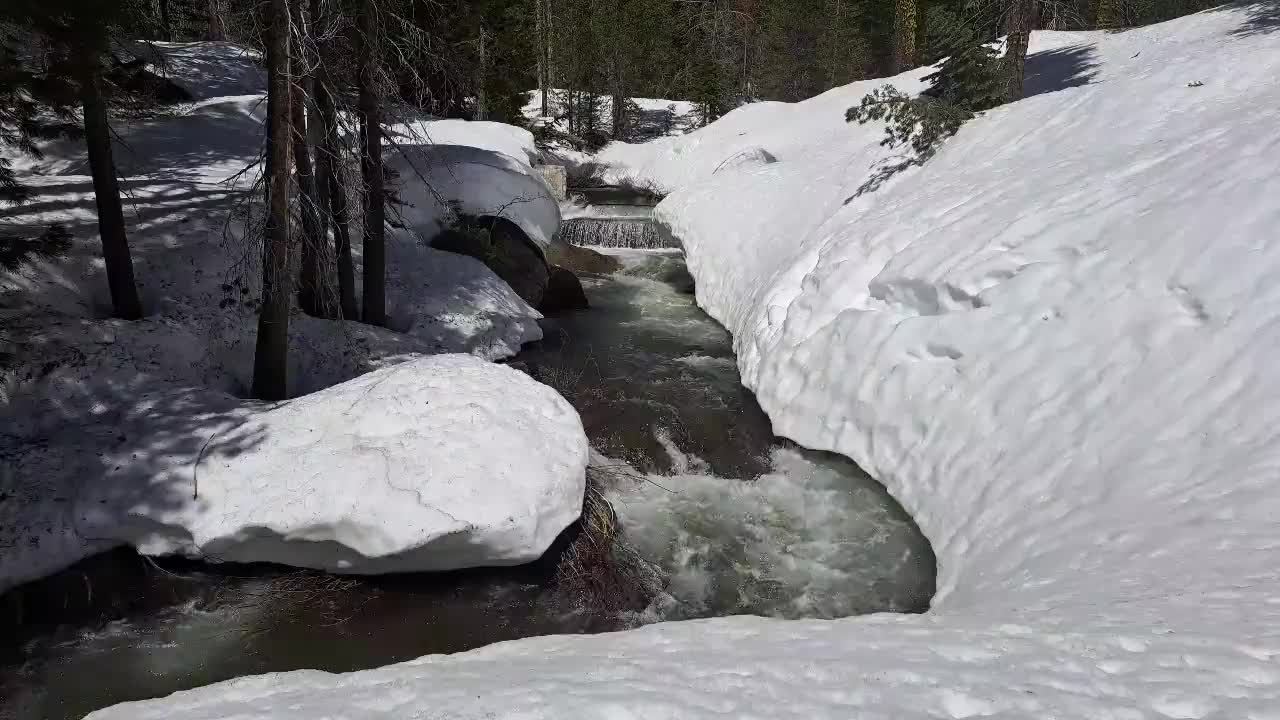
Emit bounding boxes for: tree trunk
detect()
[358,0,386,326]
[76,36,143,321]
[823,0,844,87]
[1003,0,1037,103]
[207,0,227,40]
[252,0,294,401]
[915,0,928,62]
[892,0,918,73]
[610,51,625,139]
[545,0,555,110]
[159,0,174,42]
[1094,0,1118,29]
[291,0,330,318]
[308,0,339,318]
[536,0,549,116]
[476,24,488,121]
[315,70,357,320]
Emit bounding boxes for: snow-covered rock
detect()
[387,142,561,252]
[86,6,1280,718]
[1,356,588,591]
[381,131,558,249]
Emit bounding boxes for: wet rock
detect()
[545,240,622,275]
[540,266,590,315]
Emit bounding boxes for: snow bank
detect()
[88,6,1280,718]
[1,356,588,591]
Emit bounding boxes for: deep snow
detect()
[86,5,1280,718]
[1,42,582,591]
[2,357,587,591]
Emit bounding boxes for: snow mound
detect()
[387,143,561,251]
[2,356,588,590]
[87,6,1280,718]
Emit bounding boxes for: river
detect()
[0,223,934,720]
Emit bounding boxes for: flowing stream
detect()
[0,213,935,720]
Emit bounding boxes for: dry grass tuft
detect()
[556,468,664,614]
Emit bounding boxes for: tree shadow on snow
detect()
[1022,43,1101,99]
[0,178,248,319]
[1228,0,1280,36]
[145,42,267,101]
[0,375,267,620]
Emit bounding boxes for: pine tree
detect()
[75,19,144,320]
[1002,0,1037,102]
[358,0,386,326]
[252,0,294,400]
[292,0,330,318]
[1094,0,1119,28]
[893,0,919,72]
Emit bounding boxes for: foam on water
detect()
[602,435,935,620]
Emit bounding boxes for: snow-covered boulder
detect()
[86,7,1280,719]
[387,142,561,251]
[1,356,588,591]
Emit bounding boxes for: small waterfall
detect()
[559,218,677,249]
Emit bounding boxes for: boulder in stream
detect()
[545,240,622,275]
[432,215,551,308]
[540,266,590,315]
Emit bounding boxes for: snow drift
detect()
[2,356,588,591]
[87,5,1280,718]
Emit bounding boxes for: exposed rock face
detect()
[540,266,590,315]
[432,216,551,308]
[545,240,622,275]
[537,164,568,201]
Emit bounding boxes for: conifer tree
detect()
[252,0,294,400]
[7,0,146,319]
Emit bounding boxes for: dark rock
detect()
[540,266,590,315]
[431,215,549,307]
[544,240,621,275]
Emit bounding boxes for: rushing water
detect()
[516,248,935,621]
[0,229,934,720]
[559,217,670,248]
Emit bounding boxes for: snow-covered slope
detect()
[1,44,581,590]
[1,356,588,591]
[88,6,1280,718]
[1,42,558,390]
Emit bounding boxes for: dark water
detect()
[0,242,934,720]
[0,552,608,720]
